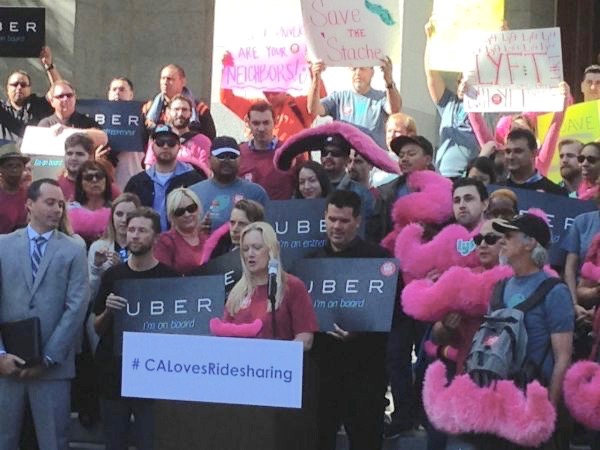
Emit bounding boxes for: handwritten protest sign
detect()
[537,100,600,182]
[0,7,45,57]
[463,28,563,112]
[428,0,504,72]
[301,0,400,67]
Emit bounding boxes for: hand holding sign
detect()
[327,322,352,341]
[106,293,128,312]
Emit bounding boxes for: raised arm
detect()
[468,112,495,146]
[307,61,327,116]
[424,18,446,104]
[219,51,253,120]
[39,46,62,87]
[380,56,402,114]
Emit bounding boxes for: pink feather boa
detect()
[394,223,480,283]
[200,223,230,264]
[564,361,600,430]
[273,121,400,174]
[582,262,600,283]
[424,360,556,447]
[209,318,263,338]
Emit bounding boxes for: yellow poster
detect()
[428,0,504,72]
[537,100,600,182]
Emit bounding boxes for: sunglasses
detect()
[473,233,502,246]
[173,203,199,217]
[214,153,239,160]
[54,92,74,100]
[82,172,106,182]
[155,138,179,148]
[9,81,30,88]
[321,149,347,158]
[577,155,599,164]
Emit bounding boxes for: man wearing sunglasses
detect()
[189,136,268,232]
[38,80,108,149]
[503,129,567,196]
[125,125,206,231]
[0,47,61,143]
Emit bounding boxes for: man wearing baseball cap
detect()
[491,214,573,445]
[124,124,206,230]
[189,136,268,232]
[0,143,30,233]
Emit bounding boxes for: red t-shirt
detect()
[0,187,27,234]
[238,141,295,200]
[154,228,206,275]
[57,174,121,202]
[224,274,319,340]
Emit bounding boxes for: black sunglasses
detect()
[215,153,239,160]
[577,155,599,165]
[321,149,347,158]
[473,233,502,246]
[173,203,198,217]
[155,138,179,148]
[82,172,106,182]
[54,92,74,100]
[9,81,30,88]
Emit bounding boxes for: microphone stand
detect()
[269,290,277,339]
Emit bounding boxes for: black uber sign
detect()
[192,249,242,295]
[488,185,596,266]
[112,275,224,355]
[0,7,45,57]
[292,258,399,332]
[77,100,145,152]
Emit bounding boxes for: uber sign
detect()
[0,7,45,57]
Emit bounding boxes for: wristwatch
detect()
[43,63,54,71]
[386,81,395,89]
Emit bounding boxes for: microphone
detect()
[267,259,279,302]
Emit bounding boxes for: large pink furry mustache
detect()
[424,360,556,447]
[564,361,600,430]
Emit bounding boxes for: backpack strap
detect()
[489,279,508,311]
[515,278,562,313]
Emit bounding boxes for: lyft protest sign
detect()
[77,100,145,152]
[488,185,596,266]
[427,0,504,72]
[122,332,304,408]
[292,258,399,331]
[537,100,600,183]
[266,198,328,269]
[112,276,225,356]
[0,7,45,57]
[463,28,563,112]
[301,0,400,67]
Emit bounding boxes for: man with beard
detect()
[453,178,489,232]
[125,124,205,231]
[0,47,61,142]
[189,136,268,232]
[347,149,374,192]
[557,139,583,195]
[93,207,178,450]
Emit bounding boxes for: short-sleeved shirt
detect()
[435,89,479,178]
[1,95,53,142]
[502,271,574,381]
[189,178,269,231]
[561,210,600,264]
[321,89,388,149]
[0,187,27,234]
[224,274,319,340]
[93,262,179,398]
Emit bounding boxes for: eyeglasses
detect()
[173,203,198,217]
[82,172,106,182]
[577,155,599,164]
[155,138,179,148]
[8,81,30,88]
[321,149,347,158]
[473,233,502,246]
[54,92,74,100]
[214,153,239,160]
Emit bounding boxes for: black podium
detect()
[154,354,318,450]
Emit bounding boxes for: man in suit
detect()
[0,178,89,450]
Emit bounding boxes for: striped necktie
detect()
[31,236,47,280]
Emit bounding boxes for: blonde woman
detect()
[223,222,317,350]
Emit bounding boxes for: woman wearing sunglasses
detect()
[68,160,113,247]
[576,142,600,200]
[154,187,206,274]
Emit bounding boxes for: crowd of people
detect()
[1,16,600,450]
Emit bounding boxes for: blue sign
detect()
[488,185,597,266]
[77,100,145,152]
[292,258,399,332]
[0,7,45,57]
[113,275,225,355]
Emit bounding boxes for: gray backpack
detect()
[465,278,561,388]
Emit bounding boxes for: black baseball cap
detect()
[151,124,179,140]
[492,214,551,248]
[211,136,240,158]
[321,134,351,154]
[390,135,434,157]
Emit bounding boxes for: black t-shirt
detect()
[38,110,101,129]
[94,261,178,398]
[504,176,568,196]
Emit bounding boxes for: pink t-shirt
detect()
[224,274,319,340]
[68,205,111,244]
[154,228,206,275]
[0,187,27,234]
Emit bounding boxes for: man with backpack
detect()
[484,214,574,448]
